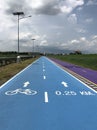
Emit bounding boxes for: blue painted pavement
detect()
[0,56,97,130]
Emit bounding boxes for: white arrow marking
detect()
[23,81,30,87]
[61,81,68,87]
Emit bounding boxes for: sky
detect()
[0,0,97,53]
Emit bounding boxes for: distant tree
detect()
[69,52,74,55]
[74,50,82,55]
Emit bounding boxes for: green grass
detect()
[50,54,97,70]
[0,57,38,86]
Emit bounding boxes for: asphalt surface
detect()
[0,56,97,130]
[51,58,97,84]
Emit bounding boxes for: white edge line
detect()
[0,58,40,89]
[46,57,97,94]
[44,92,48,103]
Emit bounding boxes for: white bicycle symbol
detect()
[5,88,37,96]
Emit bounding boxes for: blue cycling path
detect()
[0,56,97,130]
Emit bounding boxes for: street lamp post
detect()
[13,12,31,54]
[32,38,36,53]
[13,12,32,62]
[13,12,24,54]
[31,38,36,58]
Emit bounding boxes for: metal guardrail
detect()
[0,57,16,66]
[0,56,32,67]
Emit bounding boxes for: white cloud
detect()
[20,32,32,39]
[91,35,97,39]
[62,35,97,53]
[71,39,80,44]
[40,40,48,46]
[60,6,72,14]
[90,35,97,47]
[68,14,77,24]
[57,35,97,53]
[76,28,87,33]
[56,32,61,36]
[85,18,93,23]
[30,0,43,8]
[86,0,97,6]
[77,7,83,11]
[60,0,84,14]
[29,0,84,15]
[31,34,41,40]
[80,37,86,41]
[86,0,94,5]
[69,0,84,7]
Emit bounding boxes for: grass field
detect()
[0,58,38,86]
[50,54,97,71]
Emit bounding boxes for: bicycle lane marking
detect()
[5,88,37,96]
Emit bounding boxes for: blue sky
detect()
[0,0,97,53]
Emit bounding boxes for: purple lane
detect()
[50,58,97,84]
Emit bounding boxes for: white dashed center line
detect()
[43,69,45,72]
[43,76,46,79]
[44,92,49,103]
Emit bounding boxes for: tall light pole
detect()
[13,12,31,54]
[13,12,24,54]
[32,38,36,53]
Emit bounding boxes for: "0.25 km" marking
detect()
[55,90,95,96]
